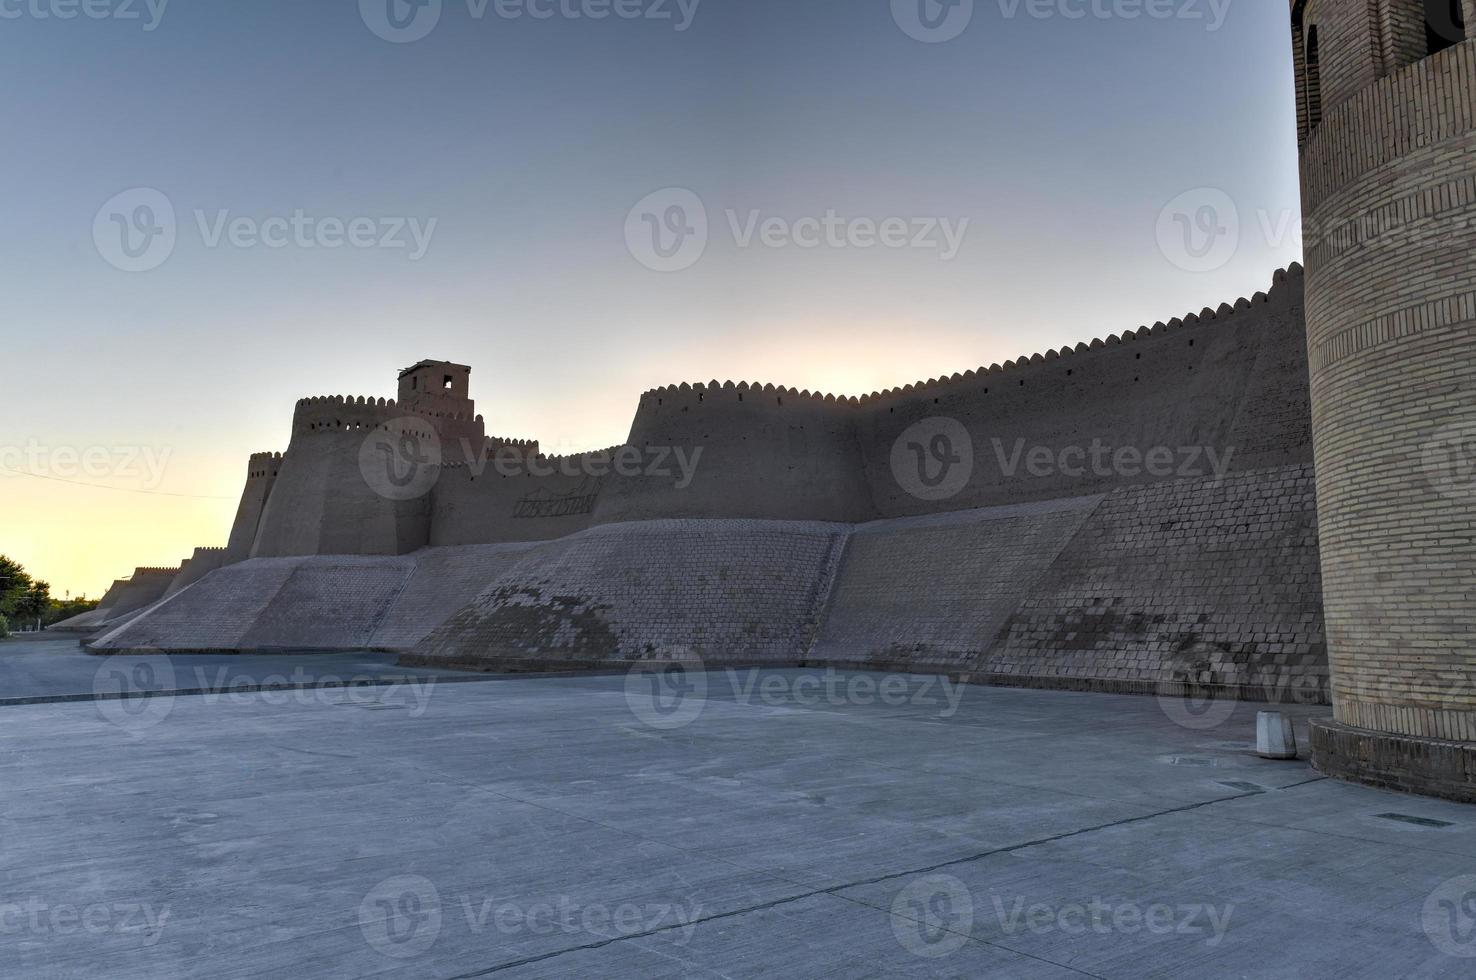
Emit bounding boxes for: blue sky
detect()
[0,0,1303,595]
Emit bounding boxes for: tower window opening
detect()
[443,375,453,389]
[1306,25,1324,132]
[1426,0,1466,54]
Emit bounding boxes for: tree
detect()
[0,556,98,631]
[0,555,32,619]
[17,580,50,627]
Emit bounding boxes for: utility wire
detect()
[0,465,235,500]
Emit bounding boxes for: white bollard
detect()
[1256,711,1298,760]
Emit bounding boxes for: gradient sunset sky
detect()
[0,0,1303,598]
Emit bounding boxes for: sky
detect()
[0,0,1304,598]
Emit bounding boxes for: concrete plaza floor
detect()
[1,638,1474,977]
[0,634,487,706]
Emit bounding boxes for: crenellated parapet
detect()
[637,266,1302,412]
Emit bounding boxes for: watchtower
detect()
[397,360,475,417]
[1291,1,1476,799]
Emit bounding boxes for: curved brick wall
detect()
[225,453,280,561]
[1304,41,1476,738]
[595,388,873,524]
[251,399,438,558]
[1295,21,1476,795]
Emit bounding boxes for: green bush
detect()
[0,614,10,640]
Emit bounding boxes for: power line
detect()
[0,465,235,500]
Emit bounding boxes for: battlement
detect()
[293,395,484,429]
[247,452,283,479]
[639,265,1302,410]
[132,566,179,577]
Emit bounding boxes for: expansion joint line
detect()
[446,781,1321,978]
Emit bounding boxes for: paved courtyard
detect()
[1,638,1474,977]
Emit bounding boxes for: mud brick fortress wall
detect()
[1289,1,1476,799]
[93,267,1329,713]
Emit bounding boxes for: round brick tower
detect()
[1291,1,1476,800]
